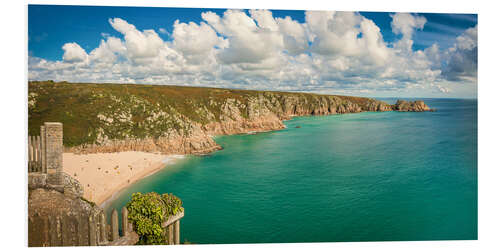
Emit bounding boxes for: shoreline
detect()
[62,107,433,207]
[62,112,385,207]
[63,151,184,206]
[96,160,165,208]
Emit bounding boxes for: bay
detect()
[106,98,477,243]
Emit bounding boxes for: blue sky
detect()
[28,5,478,98]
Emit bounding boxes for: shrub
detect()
[126,192,183,245]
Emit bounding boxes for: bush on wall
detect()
[126,192,183,245]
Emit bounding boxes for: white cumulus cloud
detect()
[441,25,478,81]
[28,10,477,97]
[62,42,88,63]
[391,13,427,53]
[109,18,164,60]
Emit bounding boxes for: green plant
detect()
[126,192,183,245]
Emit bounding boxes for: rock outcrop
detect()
[28,81,433,156]
[392,100,433,112]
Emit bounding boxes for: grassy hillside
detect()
[28,81,392,149]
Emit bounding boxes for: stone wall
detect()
[28,187,137,246]
[28,122,64,186]
[28,188,102,246]
[28,122,184,246]
[28,122,66,194]
[28,122,139,246]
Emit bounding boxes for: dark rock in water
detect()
[295,125,301,128]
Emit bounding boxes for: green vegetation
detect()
[28,81,388,148]
[126,192,183,245]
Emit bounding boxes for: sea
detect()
[105,98,477,243]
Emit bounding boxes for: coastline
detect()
[61,100,433,207]
[63,151,184,206]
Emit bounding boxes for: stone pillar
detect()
[44,122,63,186]
[111,209,119,241]
[174,220,180,244]
[40,125,46,173]
[121,207,128,236]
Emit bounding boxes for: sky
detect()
[28,5,478,98]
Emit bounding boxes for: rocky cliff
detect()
[392,100,434,112]
[28,81,432,155]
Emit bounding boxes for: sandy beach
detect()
[63,151,184,206]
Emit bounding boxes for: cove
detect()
[105,98,477,244]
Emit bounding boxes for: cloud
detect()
[88,37,126,64]
[62,42,88,63]
[28,10,477,97]
[437,85,451,93]
[275,16,308,55]
[158,28,168,35]
[171,20,222,64]
[391,13,427,53]
[391,13,426,37]
[304,11,392,72]
[109,18,164,60]
[202,10,283,66]
[306,11,364,56]
[441,25,478,81]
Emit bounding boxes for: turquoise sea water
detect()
[106,98,477,243]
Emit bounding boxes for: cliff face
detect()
[28,81,431,155]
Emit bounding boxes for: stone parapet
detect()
[44,122,63,185]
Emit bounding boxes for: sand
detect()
[63,151,184,206]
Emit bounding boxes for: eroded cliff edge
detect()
[28,81,432,155]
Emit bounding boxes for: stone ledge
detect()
[28,173,47,189]
[162,211,184,227]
